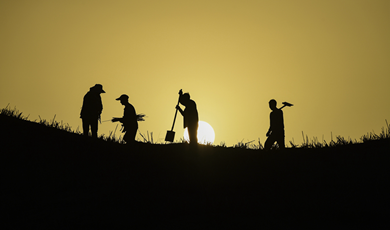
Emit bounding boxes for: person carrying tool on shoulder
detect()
[176,91,199,145]
[264,99,285,150]
[112,94,138,144]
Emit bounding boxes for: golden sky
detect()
[1,0,389,146]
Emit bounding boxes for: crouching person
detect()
[112,94,138,144]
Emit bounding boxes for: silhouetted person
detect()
[176,92,199,145]
[112,94,138,144]
[80,84,105,138]
[264,99,285,150]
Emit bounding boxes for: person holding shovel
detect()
[112,94,138,144]
[176,91,199,145]
[264,99,285,150]
[80,84,105,138]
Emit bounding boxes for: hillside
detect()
[1,114,390,229]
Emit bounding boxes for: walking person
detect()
[264,99,285,150]
[176,91,199,145]
[112,94,138,144]
[80,84,105,138]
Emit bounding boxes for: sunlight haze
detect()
[1,0,389,146]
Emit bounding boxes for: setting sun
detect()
[184,121,215,145]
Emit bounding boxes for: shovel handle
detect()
[170,89,183,131]
[171,109,178,131]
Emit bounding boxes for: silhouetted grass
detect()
[139,131,159,144]
[1,105,389,149]
[361,120,390,142]
[232,138,263,150]
[37,114,75,133]
[99,124,125,144]
[294,121,389,149]
[0,104,29,120]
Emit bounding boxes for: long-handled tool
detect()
[165,89,183,142]
[279,101,293,109]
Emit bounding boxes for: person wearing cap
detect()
[176,92,199,145]
[112,94,138,144]
[80,84,105,138]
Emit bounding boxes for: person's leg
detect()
[124,127,137,144]
[130,127,137,142]
[82,118,90,136]
[276,131,285,149]
[277,137,285,149]
[123,132,130,144]
[264,134,276,150]
[90,119,98,138]
[188,124,198,145]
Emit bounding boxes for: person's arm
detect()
[266,113,272,136]
[176,105,184,116]
[80,97,85,118]
[266,128,272,137]
[98,95,103,115]
[113,105,136,123]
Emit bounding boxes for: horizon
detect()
[1,105,389,149]
[1,0,389,146]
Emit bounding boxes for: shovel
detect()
[165,89,183,142]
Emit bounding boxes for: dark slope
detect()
[1,114,390,229]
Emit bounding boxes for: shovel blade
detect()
[165,130,175,142]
